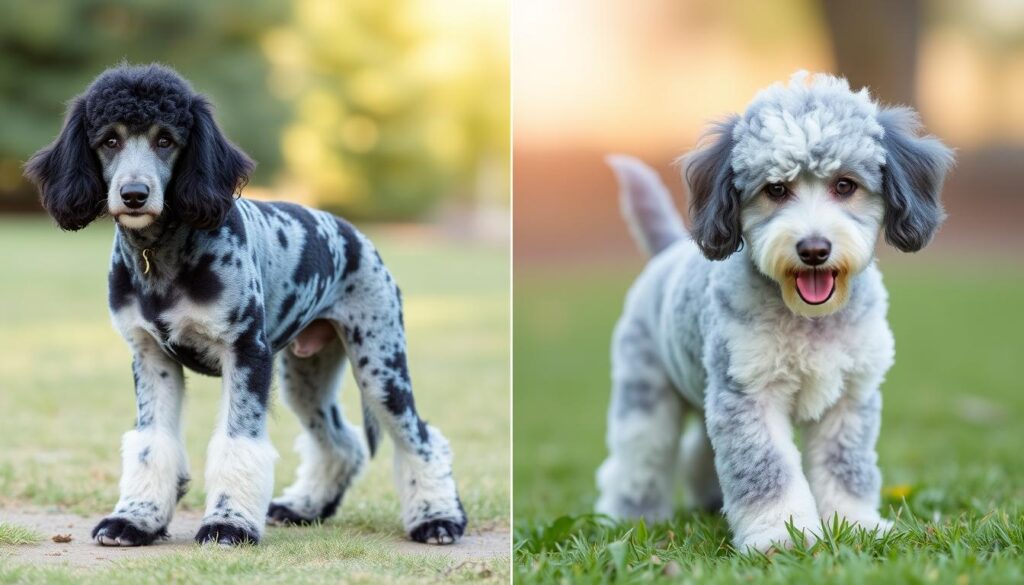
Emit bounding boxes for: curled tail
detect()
[607,155,686,257]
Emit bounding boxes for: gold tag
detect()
[142,249,152,275]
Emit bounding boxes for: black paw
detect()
[92,517,168,547]
[194,522,259,546]
[409,518,466,545]
[266,503,317,526]
[267,494,340,526]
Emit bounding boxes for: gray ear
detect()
[878,107,954,252]
[684,116,742,260]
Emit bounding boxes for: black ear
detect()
[684,116,742,260]
[23,98,105,231]
[878,107,954,252]
[169,96,254,230]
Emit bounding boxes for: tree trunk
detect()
[821,0,921,107]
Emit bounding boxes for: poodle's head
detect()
[24,63,254,232]
[684,72,954,317]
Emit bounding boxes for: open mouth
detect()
[795,269,837,305]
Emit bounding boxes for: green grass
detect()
[513,257,1024,583]
[0,217,509,583]
[0,523,41,546]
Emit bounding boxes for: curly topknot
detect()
[729,71,887,197]
[82,63,196,144]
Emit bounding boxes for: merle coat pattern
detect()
[597,73,952,552]
[23,63,466,547]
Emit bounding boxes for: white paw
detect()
[595,493,672,524]
[595,458,673,523]
[732,506,821,553]
[818,500,894,532]
[736,522,818,553]
[832,512,894,533]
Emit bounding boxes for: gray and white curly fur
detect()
[24,63,466,547]
[597,72,953,551]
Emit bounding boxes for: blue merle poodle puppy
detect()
[23,63,466,547]
[597,72,953,551]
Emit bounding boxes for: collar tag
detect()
[142,249,152,275]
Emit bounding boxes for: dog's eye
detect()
[103,136,120,149]
[155,134,174,149]
[764,183,788,201]
[834,178,857,197]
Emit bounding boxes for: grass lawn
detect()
[513,255,1024,584]
[0,524,41,547]
[0,217,509,583]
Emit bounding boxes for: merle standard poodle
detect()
[24,63,467,547]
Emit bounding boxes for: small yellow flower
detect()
[884,484,913,499]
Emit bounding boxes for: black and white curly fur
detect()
[23,63,467,547]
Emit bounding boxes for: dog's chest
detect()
[114,288,233,376]
[160,302,229,376]
[724,314,878,421]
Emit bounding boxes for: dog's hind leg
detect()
[596,314,685,524]
[267,331,368,524]
[328,251,466,545]
[93,331,189,546]
[679,418,723,512]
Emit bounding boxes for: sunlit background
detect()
[0,1,510,573]
[514,0,1024,262]
[0,0,509,226]
[512,0,1024,554]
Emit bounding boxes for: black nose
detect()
[120,183,149,210]
[796,237,832,266]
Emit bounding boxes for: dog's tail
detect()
[607,154,686,257]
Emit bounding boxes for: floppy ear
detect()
[878,107,954,252]
[23,98,106,231]
[684,116,742,260]
[169,96,254,230]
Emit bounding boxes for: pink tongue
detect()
[795,270,835,304]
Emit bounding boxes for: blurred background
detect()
[0,0,509,225]
[0,0,510,550]
[513,0,1024,527]
[514,0,1024,262]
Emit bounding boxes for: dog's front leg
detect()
[802,389,892,531]
[93,332,188,546]
[195,340,277,546]
[704,342,819,552]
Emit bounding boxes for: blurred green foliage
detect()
[0,0,509,220]
[0,0,290,196]
[265,0,509,219]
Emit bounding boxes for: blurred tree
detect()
[264,0,509,220]
[0,0,289,207]
[821,0,920,106]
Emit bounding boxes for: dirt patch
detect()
[0,509,509,570]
